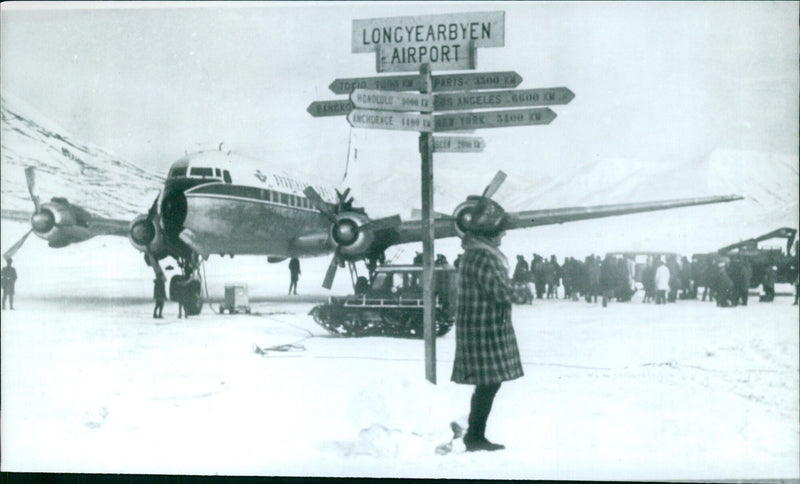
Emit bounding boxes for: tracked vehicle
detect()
[309,264,458,338]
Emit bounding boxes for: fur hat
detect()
[460,196,508,237]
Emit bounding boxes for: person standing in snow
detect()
[288,257,301,295]
[152,272,166,319]
[654,258,670,305]
[1,257,17,310]
[760,265,777,302]
[451,197,523,452]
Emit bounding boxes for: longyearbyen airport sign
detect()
[352,11,505,72]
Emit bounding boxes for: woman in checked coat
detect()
[451,197,524,452]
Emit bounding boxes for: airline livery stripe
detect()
[185,183,321,211]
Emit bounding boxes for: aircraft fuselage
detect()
[158,151,340,260]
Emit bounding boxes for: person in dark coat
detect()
[511,255,532,304]
[599,254,617,307]
[452,197,523,452]
[1,257,18,310]
[288,257,301,295]
[728,257,752,306]
[714,262,735,307]
[585,255,600,303]
[760,265,777,302]
[642,257,656,303]
[531,254,546,299]
[153,273,166,319]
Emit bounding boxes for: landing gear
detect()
[169,252,204,316]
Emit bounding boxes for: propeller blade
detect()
[3,229,33,260]
[361,214,402,232]
[322,248,341,289]
[24,167,41,212]
[481,170,507,199]
[304,186,337,223]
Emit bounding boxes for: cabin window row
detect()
[259,189,313,209]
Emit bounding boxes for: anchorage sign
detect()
[353,11,504,72]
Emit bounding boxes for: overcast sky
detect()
[1,1,797,178]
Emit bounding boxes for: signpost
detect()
[328,71,522,95]
[351,89,433,112]
[435,107,557,131]
[308,9,573,385]
[434,87,575,111]
[432,136,485,152]
[352,11,505,53]
[347,109,434,132]
[376,41,476,72]
[307,99,354,117]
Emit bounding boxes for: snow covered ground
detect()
[1,221,798,480]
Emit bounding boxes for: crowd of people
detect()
[507,252,793,308]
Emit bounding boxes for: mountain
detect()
[0,91,164,219]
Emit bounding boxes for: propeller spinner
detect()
[304,186,401,289]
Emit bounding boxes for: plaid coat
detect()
[451,248,524,385]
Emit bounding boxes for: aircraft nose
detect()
[31,210,55,233]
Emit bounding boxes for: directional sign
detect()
[377,41,476,73]
[435,107,556,132]
[352,11,505,53]
[329,71,522,94]
[432,71,522,92]
[432,136,485,152]
[348,109,434,132]
[434,87,575,111]
[306,99,354,117]
[351,89,433,112]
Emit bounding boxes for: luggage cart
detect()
[220,283,250,314]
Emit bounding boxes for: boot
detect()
[464,435,505,452]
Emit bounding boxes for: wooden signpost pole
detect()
[419,63,437,384]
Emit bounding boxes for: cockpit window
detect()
[170,167,187,178]
[190,167,214,178]
[223,170,232,184]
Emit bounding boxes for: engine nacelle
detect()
[332,211,375,259]
[128,214,168,258]
[451,196,483,239]
[30,199,93,247]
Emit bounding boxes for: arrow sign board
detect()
[434,87,575,111]
[432,136,485,152]
[307,99,354,117]
[431,71,522,92]
[348,109,434,132]
[329,71,522,94]
[435,107,556,132]
[351,89,433,111]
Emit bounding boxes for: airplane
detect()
[1,147,744,315]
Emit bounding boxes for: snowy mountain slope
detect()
[1,91,164,219]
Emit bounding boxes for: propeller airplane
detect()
[1,148,743,315]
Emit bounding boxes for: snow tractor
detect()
[309,263,458,338]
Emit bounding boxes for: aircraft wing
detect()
[388,194,743,245]
[1,207,130,237]
[503,195,743,230]
[1,209,32,224]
